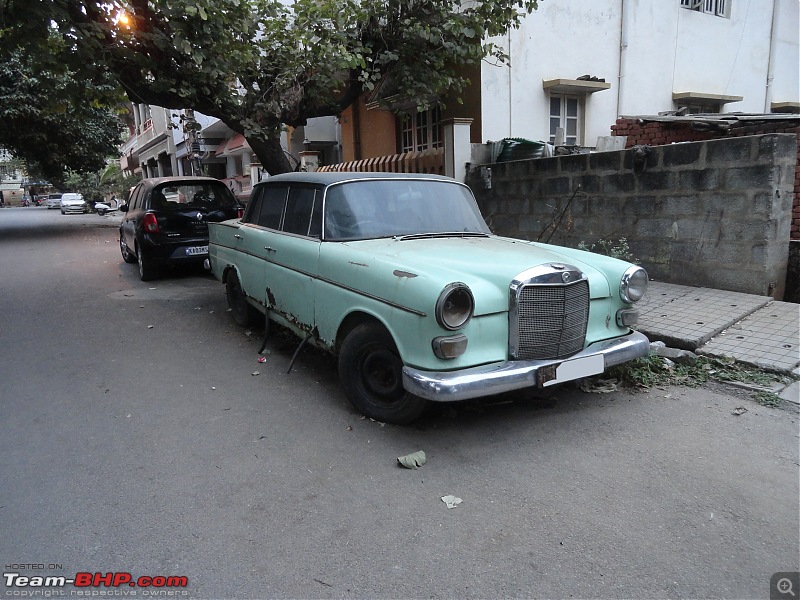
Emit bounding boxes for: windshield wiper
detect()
[396,231,490,241]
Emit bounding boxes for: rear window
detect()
[151,183,237,211]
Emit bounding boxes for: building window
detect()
[549,95,581,145]
[679,102,721,114]
[680,0,729,18]
[400,106,443,153]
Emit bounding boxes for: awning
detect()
[215,133,249,157]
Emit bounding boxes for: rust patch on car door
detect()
[393,270,418,278]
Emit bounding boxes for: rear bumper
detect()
[402,331,650,402]
[140,235,209,265]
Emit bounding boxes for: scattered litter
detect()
[149,287,156,290]
[732,406,748,416]
[139,305,144,308]
[397,451,426,469]
[580,378,618,393]
[441,495,462,509]
[252,371,260,376]
[147,325,154,329]
[245,330,253,337]
[346,425,353,431]
[258,357,267,363]
[211,387,216,390]
[195,307,202,310]
[209,310,214,314]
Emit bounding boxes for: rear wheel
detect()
[338,322,428,424]
[137,245,158,281]
[226,270,259,327]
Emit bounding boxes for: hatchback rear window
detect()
[151,183,237,211]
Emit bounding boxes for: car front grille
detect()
[514,279,589,360]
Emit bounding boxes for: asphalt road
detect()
[1,207,798,599]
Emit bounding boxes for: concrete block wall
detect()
[611,118,800,240]
[469,134,797,299]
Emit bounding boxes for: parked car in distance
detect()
[119,176,243,281]
[45,194,63,209]
[208,172,650,424]
[60,193,86,214]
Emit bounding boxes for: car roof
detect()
[256,172,458,186]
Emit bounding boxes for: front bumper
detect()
[61,205,86,213]
[402,331,650,402]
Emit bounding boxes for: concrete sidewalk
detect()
[637,281,799,402]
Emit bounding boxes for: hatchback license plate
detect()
[539,354,604,387]
[185,246,208,256]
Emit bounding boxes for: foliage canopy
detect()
[1,0,538,174]
[0,47,125,185]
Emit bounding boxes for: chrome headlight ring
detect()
[620,266,648,304]
[435,283,474,331]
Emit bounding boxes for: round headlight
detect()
[620,266,648,303]
[436,283,474,330]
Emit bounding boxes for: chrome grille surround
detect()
[509,264,590,360]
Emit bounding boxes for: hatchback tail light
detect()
[143,213,160,233]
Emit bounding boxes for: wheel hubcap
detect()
[362,349,403,399]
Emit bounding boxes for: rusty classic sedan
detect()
[208,172,649,423]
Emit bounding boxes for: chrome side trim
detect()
[402,331,650,402]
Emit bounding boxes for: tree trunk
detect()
[245,134,293,175]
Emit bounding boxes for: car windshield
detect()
[323,180,491,241]
[152,183,237,211]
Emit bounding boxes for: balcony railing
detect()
[317,147,444,175]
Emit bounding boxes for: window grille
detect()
[549,95,581,145]
[399,106,443,153]
[681,0,729,17]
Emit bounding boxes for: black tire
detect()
[338,322,428,424]
[98,209,107,216]
[137,245,158,281]
[120,232,137,264]
[225,270,259,327]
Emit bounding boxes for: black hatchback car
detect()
[119,177,243,281]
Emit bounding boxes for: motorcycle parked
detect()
[95,202,118,216]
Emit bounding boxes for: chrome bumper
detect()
[402,331,650,402]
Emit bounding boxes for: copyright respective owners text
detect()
[3,565,191,598]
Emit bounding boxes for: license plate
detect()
[185,246,208,256]
[539,354,605,387]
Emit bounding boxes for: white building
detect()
[480,0,799,146]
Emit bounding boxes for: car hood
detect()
[61,199,85,205]
[332,235,625,316]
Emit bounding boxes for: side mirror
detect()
[119,204,129,213]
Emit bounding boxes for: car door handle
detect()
[264,246,276,253]
[233,234,243,239]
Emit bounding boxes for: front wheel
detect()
[120,232,137,264]
[338,322,428,424]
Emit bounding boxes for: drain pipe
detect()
[764,0,779,112]
[616,0,627,119]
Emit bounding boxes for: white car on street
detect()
[45,194,62,209]
[60,193,87,214]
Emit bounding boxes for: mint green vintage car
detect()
[208,172,649,423]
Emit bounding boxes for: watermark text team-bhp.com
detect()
[4,567,188,597]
